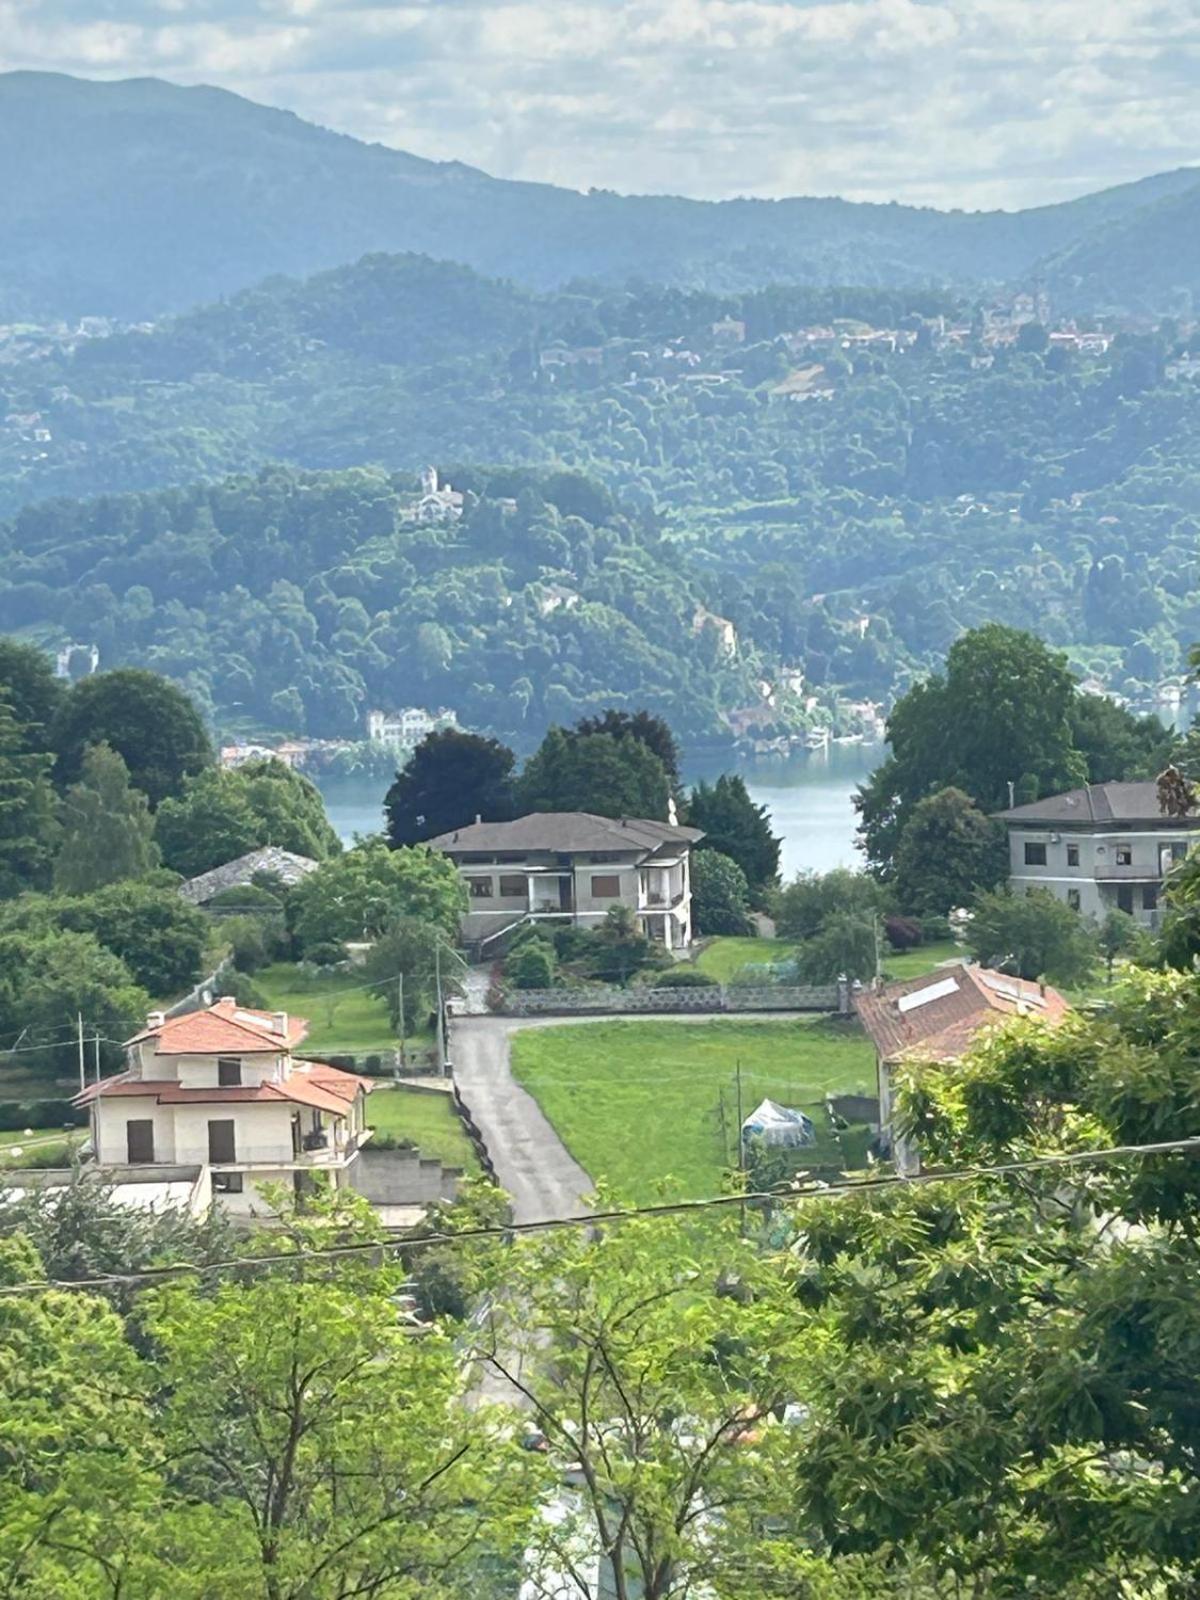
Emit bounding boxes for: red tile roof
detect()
[854,963,1070,1065]
[77,1060,371,1118]
[126,997,309,1055]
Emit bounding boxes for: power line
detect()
[1,1133,1198,1298]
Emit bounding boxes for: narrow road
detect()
[450,1015,593,1224]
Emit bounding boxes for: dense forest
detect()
[2,253,1200,742]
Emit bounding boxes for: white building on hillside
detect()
[365,705,459,752]
[405,465,464,524]
[77,998,373,1219]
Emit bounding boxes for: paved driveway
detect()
[449,1015,595,1224]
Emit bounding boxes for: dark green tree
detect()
[690,847,753,936]
[857,626,1086,876]
[892,786,1008,917]
[0,637,65,751]
[686,774,780,904]
[967,887,1098,985]
[516,728,670,820]
[384,729,516,847]
[0,691,58,899]
[774,867,882,942]
[52,668,212,807]
[53,742,160,894]
[1068,692,1175,783]
[574,708,681,789]
[155,758,339,877]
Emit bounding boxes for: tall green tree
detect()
[0,928,150,1079]
[966,886,1098,985]
[857,625,1086,876]
[0,636,65,751]
[892,785,1008,916]
[1068,691,1175,783]
[384,729,516,847]
[574,708,682,789]
[51,668,213,807]
[54,741,160,894]
[0,690,58,899]
[773,867,882,942]
[289,838,465,951]
[687,773,781,903]
[690,846,753,935]
[363,916,464,1033]
[155,758,340,877]
[516,727,670,820]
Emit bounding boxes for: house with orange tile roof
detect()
[76,996,373,1219]
[855,963,1070,1174]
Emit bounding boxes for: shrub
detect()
[207,883,284,914]
[884,915,923,951]
[552,926,597,962]
[507,940,557,990]
[223,914,271,973]
[647,967,720,988]
[304,940,348,968]
[920,914,955,943]
[222,969,270,1009]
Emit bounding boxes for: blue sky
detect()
[3,0,1200,209]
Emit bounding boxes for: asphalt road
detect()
[449,1015,594,1224]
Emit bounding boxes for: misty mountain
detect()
[3,71,1198,321]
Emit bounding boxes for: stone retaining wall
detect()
[499,982,846,1016]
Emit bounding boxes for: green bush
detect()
[304,941,348,968]
[207,883,284,913]
[645,967,720,988]
[507,940,557,990]
[222,969,271,1009]
[223,915,272,973]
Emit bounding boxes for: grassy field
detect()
[693,937,796,982]
[510,1017,878,1202]
[0,1126,87,1165]
[366,1087,479,1174]
[878,940,963,981]
[255,963,418,1056]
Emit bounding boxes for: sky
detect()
[3,0,1200,210]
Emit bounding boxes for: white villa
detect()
[76,998,372,1219]
[404,465,464,524]
[426,812,703,952]
[998,780,1200,927]
[365,705,459,751]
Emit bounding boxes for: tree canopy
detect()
[51,668,213,808]
[54,742,160,894]
[515,727,671,821]
[384,729,516,848]
[155,758,340,878]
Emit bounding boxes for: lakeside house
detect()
[856,963,1070,1173]
[426,812,703,952]
[75,998,373,1220]
[365,705,459,752]
[997,780,1200,927]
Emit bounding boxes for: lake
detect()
[317,740,883,881]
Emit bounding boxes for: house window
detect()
[1067,889,1081,912]
[1143,884,1159,911]
[207,1119,237,1164]
[126,1118,155,1164]
[591,874,622,898]
[1172,842,1189,863]
[498,874,527,898]
[212,1172,244,1194]
[467,876,494,898]
[1066,844,1079,867]
[1024,842,1047,866]
[217,1057,242,1087]
[1116,845,1133,866]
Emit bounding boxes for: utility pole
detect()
[434,941,446,1075]
[396,972,406,1072]
[735,1060,746,1237]
[92,1030,101,1087]
[77,1012,85,1095]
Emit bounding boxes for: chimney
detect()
[273,1011,289,1037]
[145,1010,165,1031]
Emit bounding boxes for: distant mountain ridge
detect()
[2,71,1199,320]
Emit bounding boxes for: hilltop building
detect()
[404,465,464,524]
[365,705,459,751]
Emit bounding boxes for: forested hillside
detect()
[3,261,1200,746]
[2,70,1198,319]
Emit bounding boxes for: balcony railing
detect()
[1094,864,1164,882]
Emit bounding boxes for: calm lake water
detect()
[317,741,883,881]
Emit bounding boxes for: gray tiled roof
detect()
[426,812,703,856]
[179,846,321,904]
[997,781,1200,827]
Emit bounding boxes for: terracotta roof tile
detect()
[126,997,309,1055]
[855,962,1069,1064]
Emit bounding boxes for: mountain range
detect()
[3,70,1199,322]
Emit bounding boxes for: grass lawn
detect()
[879,940,963,981]
[694,937,796,983]
[255,963,430,1057]
[0,1126,87,1165]
[510,1017,878,1203]
[366,1087,479,1174]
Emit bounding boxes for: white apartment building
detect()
[998,780,1200,927]
[77,998,372,1219]
[427,812,703,952]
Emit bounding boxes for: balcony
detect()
[1094,864,1164,882]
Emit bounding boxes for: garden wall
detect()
[499,982,847,1016]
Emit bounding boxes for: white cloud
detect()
[1,0,1199,207]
